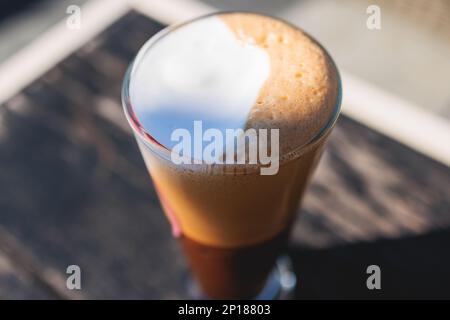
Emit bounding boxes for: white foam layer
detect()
[129,16,270,150]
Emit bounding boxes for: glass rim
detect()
[121,11,342,171]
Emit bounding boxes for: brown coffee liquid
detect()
[139,135,329,299]
[180,229,289,299]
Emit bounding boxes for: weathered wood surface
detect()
[0,12,449,299]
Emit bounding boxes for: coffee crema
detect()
[221,13,339,156]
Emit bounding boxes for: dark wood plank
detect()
[0,225,84,299]
[295,117,450,248]
[0,255,50,299]
[0,250,53,299]
[0,11,449,299]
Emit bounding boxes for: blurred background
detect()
[2,0,449,116]
[0,0,449,299]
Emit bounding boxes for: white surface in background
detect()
[130,0,213,24]
[279,0,450,120]
[0,0,88,62]
[0,0,129,104]
[342,72,450,167]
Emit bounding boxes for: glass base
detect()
[185,255,297,300]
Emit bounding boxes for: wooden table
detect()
[0,12,449,299]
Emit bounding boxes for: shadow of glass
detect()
[288,227,450,299]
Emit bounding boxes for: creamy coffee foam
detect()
[221,14,339,156]
[130,16,270,151]
[129,13,338,157]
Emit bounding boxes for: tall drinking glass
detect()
[122,12,341,299]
